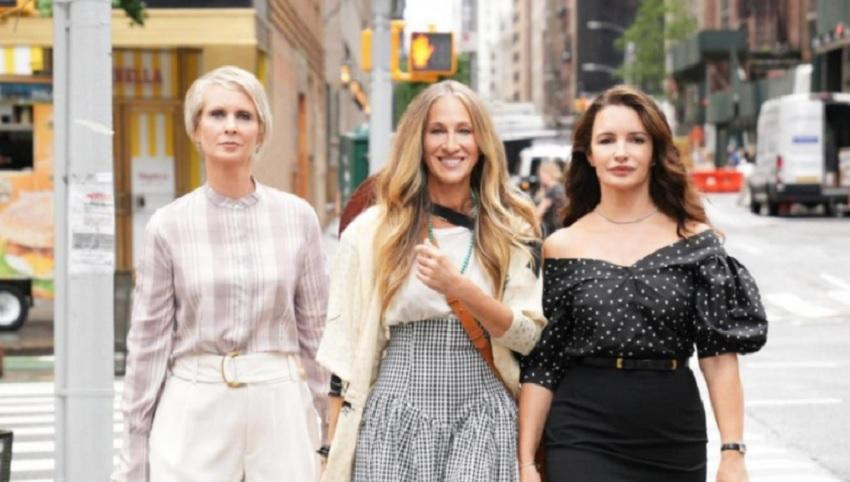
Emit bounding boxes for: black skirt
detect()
[544,365,707,482]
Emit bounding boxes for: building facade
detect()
[670,0,811,167]
[323,0,371,212]
[0,0,329,278]
[539,0,637,132]
[810,0,850,93]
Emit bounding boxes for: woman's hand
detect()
[716,452,748,482]
[414,242,464,297]
[519,463,542,482]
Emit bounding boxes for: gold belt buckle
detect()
[221,351,245,388]
[615,357,624,369]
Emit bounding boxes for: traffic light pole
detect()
[52,0,116,480]
[369,0,393,173]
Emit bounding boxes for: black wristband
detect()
[720,442,746,455]
[329,374,343,396]
[317,445,330,457]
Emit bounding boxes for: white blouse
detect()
[385,226,492,325]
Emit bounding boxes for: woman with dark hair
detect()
[517,85,767,482]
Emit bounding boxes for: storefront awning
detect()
[0,46,44,75]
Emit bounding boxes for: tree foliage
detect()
[616,0,696,95]
[38,0,147,26]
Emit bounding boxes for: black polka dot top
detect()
[520,230,768,391]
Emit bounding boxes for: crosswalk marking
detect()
[764,292,839,319]
[820,273,850,291]
[1,380,842,481]
[0,382,123,481]
[827,290,850,307]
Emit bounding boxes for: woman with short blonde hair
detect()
[115,65,328,482]
[318,80,546,481]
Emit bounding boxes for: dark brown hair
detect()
[563,85,708,237]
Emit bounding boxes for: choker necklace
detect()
[595,208,658,225]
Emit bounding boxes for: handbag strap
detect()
[425,225,515,399]
[445,296,516,399]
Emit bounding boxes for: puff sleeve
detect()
[520,260,572,391]
[694,253,768,358]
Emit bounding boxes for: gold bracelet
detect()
[518,461,536,470]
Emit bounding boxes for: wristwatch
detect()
[720,442,747,455]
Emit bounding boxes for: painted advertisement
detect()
[0,103,54,298]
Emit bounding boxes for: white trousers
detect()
[149,352,320,482]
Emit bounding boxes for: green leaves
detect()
[615,0,696,95]
[115,0,146,26]
[36,0,146,26]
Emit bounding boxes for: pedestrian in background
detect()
[114,66,328,482]
[317,80,547,482]
[533,160,566,237]
[518,85,768,482]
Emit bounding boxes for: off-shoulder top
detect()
[521,230,768,391]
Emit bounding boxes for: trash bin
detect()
[114,270,133,376]
[0,429,12,482]
[338,125,369,207]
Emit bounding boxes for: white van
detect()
[749,93,850,215]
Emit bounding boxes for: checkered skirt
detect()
[353,317,518,482]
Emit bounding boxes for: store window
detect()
[0,104,33,170]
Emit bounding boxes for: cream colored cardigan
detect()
[316,206,546,482]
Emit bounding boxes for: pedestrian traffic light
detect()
[359,23,454,83]
[409,32,455,76]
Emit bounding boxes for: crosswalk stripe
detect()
[820,273,850,291]
[0,381,840,482]
[764,292,839,319]
[827,290,850,307]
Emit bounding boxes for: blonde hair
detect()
[183,65,272,153]
[373,80,540,314]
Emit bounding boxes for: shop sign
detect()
[0,83,51,102]
[113,67,163,86]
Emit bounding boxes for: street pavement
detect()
[701,194,850,481]
[0,195,848,481]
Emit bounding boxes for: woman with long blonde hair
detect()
[317,80,547,481]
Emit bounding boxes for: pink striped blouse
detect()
[115,182,329,480]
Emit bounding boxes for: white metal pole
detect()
[51,0,69,477]
[53,0,116,480]
[369,0,393,173]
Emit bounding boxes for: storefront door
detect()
[115,104,180,271]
